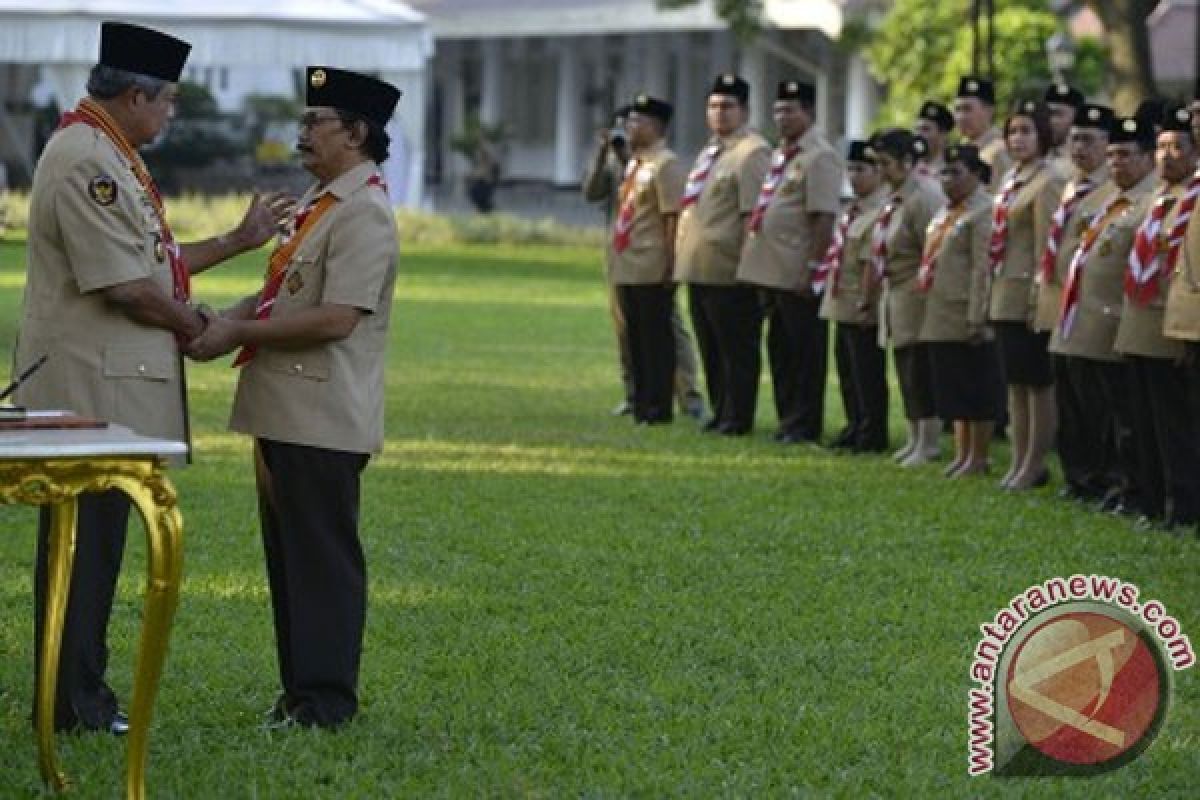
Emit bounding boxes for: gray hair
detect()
[86,64,168,100]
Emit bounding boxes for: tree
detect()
[859,0,1108,127]
[656,0,762,42]
[1084,0,1159,113]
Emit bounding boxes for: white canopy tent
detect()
[0,0,433,207]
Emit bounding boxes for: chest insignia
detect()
[286,270,305,295]
[88,175,117,206]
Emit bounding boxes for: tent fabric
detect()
[0,0,431,207]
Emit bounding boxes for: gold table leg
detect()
[4,458,183,800]
[36,499,78,792]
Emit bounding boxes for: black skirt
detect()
[929,340,1004,420]
[894,343,936,420]
[994,321,1053,387]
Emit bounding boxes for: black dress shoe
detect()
[775,431,815,445]
[827,428,856,449]
[108,711,129,736]
[701,418,722,433]
[719,423,751,436]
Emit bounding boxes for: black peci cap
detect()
[1044,83,1084,110]
[846,139,874,164]
[777,80,815,105]
[1161,104,1193,134]
[1012,98,1048,118]
[1110,116,1156,147]
[306,67,401,127]
[944,143,987,176]
[918,101,954,132]
[710,73,750,104]
[957,75,995,105]
[631,93,673,125]
[99,21,191,83]
[1076,103,1115,133]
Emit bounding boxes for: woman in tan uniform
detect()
[869,129,945,465]
[917,145,1000,476]
[989,101,1066,490]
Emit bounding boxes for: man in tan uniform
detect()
[608,94,686,423]
[14,22,283,734]
[583,106,703,419]
[190,67,401,728]
[1044,83,1083,173]
[676,74,771,435]
[818,140,890,452]
[953,76,1011,193]
[914,100,954,176]
[737,80,842,443]
[1048,116,1158,519]
[1114,106,1200,530]
[1035,103,1116,503]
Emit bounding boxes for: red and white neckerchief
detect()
[1058,193,1132,339]
[988,164,1032,277]
[1125,172,1200,306]
[747,141,801,233]
[813,200,861,296]
[916,204,966,292]
[870,191,903,280]
[681,142,721,209]
[1038,175,1096,284]
[612,157,642,254]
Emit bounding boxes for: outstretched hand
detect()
[234,191,297,250]
[186,315,241,362]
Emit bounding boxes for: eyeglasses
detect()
[299,113,343,131]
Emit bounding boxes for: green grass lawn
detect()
[0,237,1195,798]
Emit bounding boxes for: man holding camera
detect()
[584,106,703,420]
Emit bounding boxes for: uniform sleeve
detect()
[655,156,686,214]
[55,159,152,293]
[968,208,992,328]
[805,150,843,215]
[737,143,772,213]
[1033,170,1067,271]
[321,198,398,313]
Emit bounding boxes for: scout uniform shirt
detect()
[918,186,993,343]
[1032,164,1112,332]
[737,126,843,293]
[15,117,186,445]
[608,143,686,285]
[675,128,771,284]
[879,172,945,348]
[988,159,1067,324]
[1163,183,1200,342]
[971,127,1013,194]
[1049,171,1158,362]
[230,161,399,455]
[1114,180,1189,361]
[819,185,889,326]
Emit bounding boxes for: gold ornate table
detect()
[0,419,186,800]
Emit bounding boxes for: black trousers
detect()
[256,439,370,727]
[1125,356,1200,525]
[1054,355,1115,500]
[687,283,763,432]
[617,283,677,423]
[1093,359,1144,513]
[834,322,889,450]
[34,490,129,730]
[761,289,828,440]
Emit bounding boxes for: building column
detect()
[641,33,669,99]
[738,43,768,133]
[673,35,697,155]
[554,39,583,186]
[844,53,874,141]
[443,43,467,194]
[480,39,503,127]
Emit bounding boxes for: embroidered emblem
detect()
[966,79,979,92]
[310,69,327,89]
[1099,241,1112,257]
[1123,119,1138,134]
[1088,108,1101,121]
[88,175,117,206]
[721,74,735,86]
[286,270,305,294]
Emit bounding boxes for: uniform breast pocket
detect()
[280,256,323,306]
[262,349,331,382]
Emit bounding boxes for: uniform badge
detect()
[1156,233,1170,253]
[88,175,117,206]
[310,69,327,89]
[1099,241,1112,257]
[286,271,305,294]
[153,233,166,263]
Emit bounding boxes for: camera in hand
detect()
[609,127,627,150]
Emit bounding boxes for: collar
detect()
[631,140,666,161]
[1119,170,1159,201]
[315,160,379,201]
[1079,164,1109,185]
[715,127,749,148]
